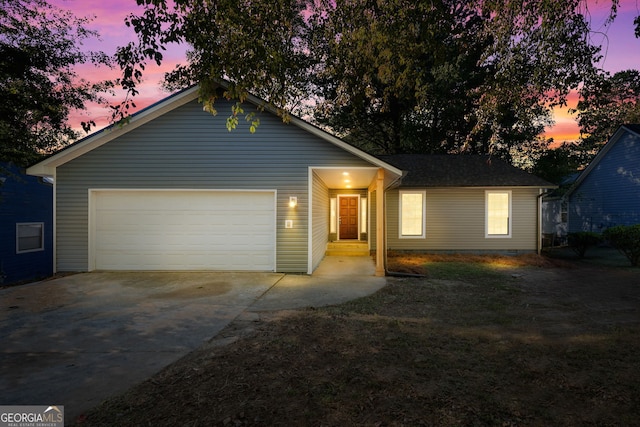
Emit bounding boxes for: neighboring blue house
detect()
[566,124,640,233]
[0,162,53,285]
[541,173,579,246]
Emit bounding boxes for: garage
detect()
[89,190,276,271]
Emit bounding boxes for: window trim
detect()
[485,190,512,238]
[399,190,426,239]
[330,198,337,234]
[16,222,45,254]
[360,197,367,234]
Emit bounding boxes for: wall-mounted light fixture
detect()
[289,196,298,208]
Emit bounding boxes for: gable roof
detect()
[621,123,640,134]
[380,154,555,188]
[565,124,640,197]
[27,84,402,181]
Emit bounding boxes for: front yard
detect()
[78,253,639,426]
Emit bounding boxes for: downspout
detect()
[537,189,547,255]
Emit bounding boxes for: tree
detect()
[0,0,111,166]
[573,69,640,161]
[115,0,622,157]
[308,0,492,154]
[530,142,582,184]
[603,224,640,267]
[115,0,315,131]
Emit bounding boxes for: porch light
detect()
[289,196,298,208]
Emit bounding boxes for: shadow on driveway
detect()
[0,272,283,422]
[0,256,386,424]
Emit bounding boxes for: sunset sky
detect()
[49,0,640,142]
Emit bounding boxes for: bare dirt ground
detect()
[77,250,639,426]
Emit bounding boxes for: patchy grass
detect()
[76,254,640,427]
[386,252,567,276]
[544,245,636,268]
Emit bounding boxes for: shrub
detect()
[603,225,640,267]
[567,232,602,258]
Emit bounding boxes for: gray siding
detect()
[311,172,329,272]
[385,187,540,252]
[568,131,640,232]
[56,98,372,272]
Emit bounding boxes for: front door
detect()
[339,196,359,239]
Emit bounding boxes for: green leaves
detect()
[246,112,260,134]
[114,0,625,162]
[225,103,244,132]
[603,225,640,266]
[115,0,315,130]
[568,232,603,258]
[574,70,640,159]
[0,0,112,165]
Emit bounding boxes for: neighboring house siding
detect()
[0,164,53,284]
[55,99,371,273]
[386,187,539,252]
[541,198,567,245]
[568,131,640,232]
[311,171,329,272]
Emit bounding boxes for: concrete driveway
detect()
[0,257,385,424]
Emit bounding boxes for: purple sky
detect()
[49,0,640,142]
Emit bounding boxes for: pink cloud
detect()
[544,90,581,143]
[46,0,640,142]
[67,58,186,135]
[47,0,188,134]
[545,119,581,144]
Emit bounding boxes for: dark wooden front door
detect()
[339,196,359,239]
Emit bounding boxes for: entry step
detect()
[325,242,369,256]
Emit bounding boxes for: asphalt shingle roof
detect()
[379,154,555,187]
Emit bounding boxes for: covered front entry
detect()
[311,167,396,276]
[89,189,276,271]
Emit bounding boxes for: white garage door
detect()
[90,190,276,271]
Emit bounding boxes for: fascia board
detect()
[28,83,402,180]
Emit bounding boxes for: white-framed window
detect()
[330,198,337,234]
[399,190,425,238]
[486,191,511,238]
[16,222,45,253]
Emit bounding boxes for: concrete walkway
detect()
[249,256,386,311]
[0,256,385,424]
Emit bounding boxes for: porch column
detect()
[375,168,386,276]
